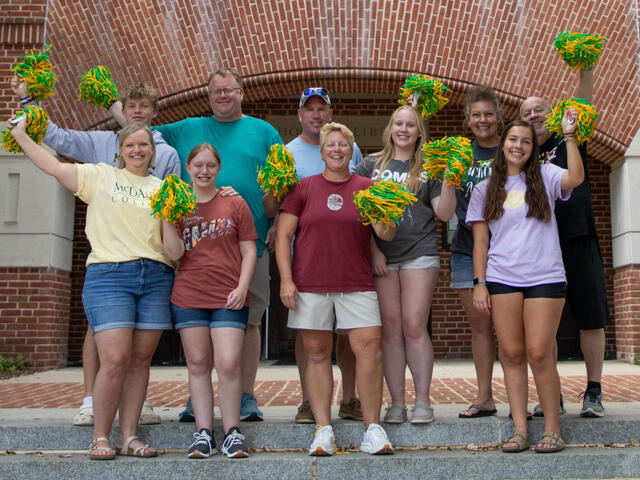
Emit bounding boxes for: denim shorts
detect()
[82,258,174,333]
[172,304,249,330]
[449,252,474,289]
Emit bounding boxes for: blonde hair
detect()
[186,143,221,166]
[371,106,426,194]
[117,123,155,170]
[120,82,159,111]
[319,122,355,151]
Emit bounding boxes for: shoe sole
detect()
[295,417,315,424]
[361,444,394,455]
[409,417,434,424]
[223,451,249,458]
[241,413,263,422]
[309,447,333,456]
[580,409,605,418]
[187,451,212,459]
[382,418,406,424]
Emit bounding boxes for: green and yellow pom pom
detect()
[421,136,473,189]
[1,105,49,153]
[399,74,450,119]
[553,31,605,71]
[544,98,598,146]
[353,180,417,227]
[12,42,57,102]
[257,144,299,201]
[149,174,197,223]
[78,66,119,109]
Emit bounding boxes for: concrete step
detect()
[1,407,639,452]
[2,448,640,480]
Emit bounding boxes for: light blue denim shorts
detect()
[449,252,474,289]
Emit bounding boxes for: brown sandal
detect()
[535,431,565,453]
[115,435,158,457]
[89,437,115,460]
[502,431,529,452]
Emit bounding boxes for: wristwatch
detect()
[473,277,486,286]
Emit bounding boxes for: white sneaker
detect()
[360,423,394,455]
[138,399,161,425]
[309,425,335,456]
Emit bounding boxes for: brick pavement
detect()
[1,375,639,409]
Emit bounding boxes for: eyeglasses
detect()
[299,87,331,107]
[210,87,241,97]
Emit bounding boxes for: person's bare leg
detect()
[458,289,496,413]
[336,334,356,402]
[580,328,605,383]
[295,333,308,401]
[491,293,529,441]
[117,329,162,452]
[524,297,564,443]
[399,267,438,404]
[212,327,245,432]
[83,326,99,397]
[375,271,405,404]
[180,327,214,431]
[348,326,383,427]
[300,330,334,426]
[241,323,261,395]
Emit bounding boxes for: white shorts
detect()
[287,291,381,332]
[248,252,270,326]
[386,255,440,271]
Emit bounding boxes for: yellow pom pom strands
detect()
[353,180,417,227]
[544,98,598,146]
[257,144,299,201]
[421,136,473,189]
[399,74,450,119]
[1,105,49,153]
[78,66,119,109]
[149,174,197,223]
[553,31,605,71]
[12,42,57,102]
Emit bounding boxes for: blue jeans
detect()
[82,258,174,333]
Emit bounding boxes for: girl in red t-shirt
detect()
[163,143,257,459]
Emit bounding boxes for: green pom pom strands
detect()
[399,74,450,119]
[544,98,598,146]
[1,105,49,153]
[12,42,57,102]
[78,66,119,109]
[421,136,473,189]
[149,174,197,223]
[257,144,299,201]
[553,31,605,71]
[353,180,417,227]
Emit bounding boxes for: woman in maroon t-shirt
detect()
[163,143,257,459]
[276,123,396,456]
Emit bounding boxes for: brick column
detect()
[610,131,640,363]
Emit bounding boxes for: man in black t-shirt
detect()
[520,69,608,418]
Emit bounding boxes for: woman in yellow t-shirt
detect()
[9,120,174,460]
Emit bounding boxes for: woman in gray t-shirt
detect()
[354,105,456,424]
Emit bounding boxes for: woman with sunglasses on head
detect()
[8,118,174,460]
[354,105,456,424]
[466,113,583,453]
[163,143,257,459]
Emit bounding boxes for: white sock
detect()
[82,395,93,407]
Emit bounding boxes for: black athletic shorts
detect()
[486,281,567,299]
[561,236,610,330]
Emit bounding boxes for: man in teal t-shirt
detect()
[153,68,283,423]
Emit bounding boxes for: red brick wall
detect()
[614,265,640,363]
[0,267,70,368]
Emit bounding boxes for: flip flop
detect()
[458,404,497,418]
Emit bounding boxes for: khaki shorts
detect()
[248,252,270,326]
[287,291,381,332]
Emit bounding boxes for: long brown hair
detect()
[482,120,551,222]
[370,105,427,194]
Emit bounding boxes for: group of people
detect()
[7,63,609,459]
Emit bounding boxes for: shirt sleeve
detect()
[353,156,374,178]
[423,179,442,206]
[349,142,364,172]
[281,182,304,217]
[543,163,572,201]
[151,120,185,149]
[44,120,115,164]
[465,179,488,224]
[75,163,107,204]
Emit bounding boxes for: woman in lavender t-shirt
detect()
[466,116,583,454]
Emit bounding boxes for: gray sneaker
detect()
[383,402,407,424]
[580,390,605,418]
[409,401,434,424]
[532,394,566,417]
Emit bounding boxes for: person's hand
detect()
[280,278,298,311]
[407,93,420,109]
[371,247,388,276]
[226,286,248,310]
[562,108,578,135]
[473,285,491,316]
[265,222,277,251]
[11,76,28,99]
[219,186,239,197]
[7,114,26,138]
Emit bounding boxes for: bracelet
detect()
[19,96,33,105]
[564,136,576,143]
[474,282,487,287]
